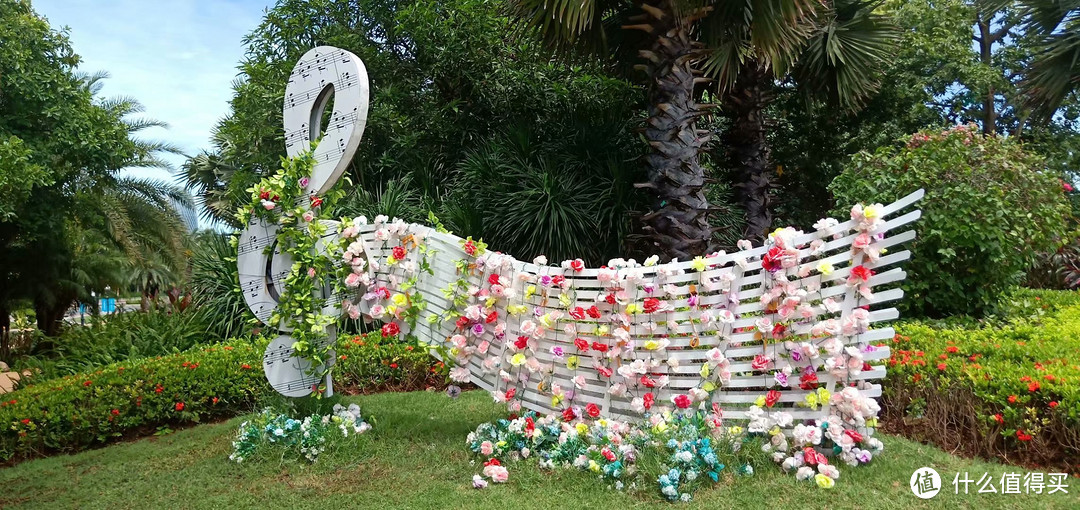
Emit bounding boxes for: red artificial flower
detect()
[674,394,692,409]
[551,275,566,287]
[562,407,576,422]
[586,402,601,418]
[850,265,874,283]
[383,322,402,337]
[376,286,392,299]
[765,390,781,408]
[505,388,516,400]
[456,316,470,330]
[604,293,616,305]
[803,447,822,465]
[570,259,585,272]
[586,306,602,319]
[762,246,784,272]
[487,274,501,286]
[643,298,660,314]
[771,323,787,339]
[175,402,185,411]
[993,413,1004,424]
[392,245,406,260]
[602,447,617,462]
[485,311,498,324]
[640,375,656,388]
[1016,429,1034,441]
[309,195,323,208]
[463,240,477,256]
[1062,179,1074,192]
[751,354,771,371]
[259,189,270,200]
[514,336,529,350]
[484,458,500,467]
[591,342,608,353]
[1008,395,1018,404]
[525,416,535,432]
[569,307,585,320]
[597,366,613,378]
[643,392,655,410]
[574,338,589,351]
[844,429,864,443]
[799,371,819,390]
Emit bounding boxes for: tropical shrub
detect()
[882,298,1080,472]
[189,231,255,341]
[13,309,213,382]
[0,331,437,462]
[830,125,1071,317]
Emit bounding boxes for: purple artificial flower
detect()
[551,346,565,358]
[687,295,699,307]
[471,323,485,336]
[774,372,789,387]
[643,284,656,294]
[791,351,802,362]
[299,176,310,188]
[855,450,872,464]
[540,275,553,286]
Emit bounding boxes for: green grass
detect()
[2,390,1077,509]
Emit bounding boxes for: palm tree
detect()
[509,0,896,248]
[1019,0,1079,120]
[180,133,250,228]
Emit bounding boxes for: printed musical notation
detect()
[284,74,361,110]
[288,49,350,79]
[238,233,274,256]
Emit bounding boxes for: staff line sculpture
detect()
[237,47,923,446]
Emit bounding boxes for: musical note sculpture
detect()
[238,47,923,444]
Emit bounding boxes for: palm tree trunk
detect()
[722,59,774,241]
[634,1,713,260]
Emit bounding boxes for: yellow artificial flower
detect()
[497,440,507,448]
[551,394,563,407]
[576,423,588,436]
[559,293,572,307]
[598,419,608,428]
[815,474,835,489]
[755,396,767,407]
[804,393,819,410]
[386,305,398,316]
[508,305,527,316]
[866,417,879,428]
[391,293,408,306]
[525,285,537,299]
[691,256,707,272]
[511,353,527,366]
[728,426,743,436]
[566,356,580,370]
[863,204,880,219]
[816,387,831,403]
[449,347,460,358]
[596,325,609,336]
[652,422,669,434]
[769,426,781,436]
[386,255,398,265]
[589,460,601,473]
[643,340,660,350]
[703,381,717,392]
[699,364,710,378]
[626,303,639,315]
[485,297,497,308]
[817,261,834,275]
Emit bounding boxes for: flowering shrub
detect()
[831,124,1070,317]
[883,298,1080,472]
[229,404,371,463]
[0,331,435,462]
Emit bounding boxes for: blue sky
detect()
[32,0,274,185]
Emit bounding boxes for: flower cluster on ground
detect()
[229,404,371,464]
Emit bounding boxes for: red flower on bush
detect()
[993,413,1004,424]
[946,346,959,354]
[1028,382,1040,392]
[673,394,691,409]
[643,392,655,410]
[1008,394,1018,403]
[175,402,185,411]
[111,409,120,416]
[937,363,947,371]
[1049,401,1059,408]
[20,418,30,425]
[1016,429,1034,441]
[765,390,781,408]
[241,364,252,370]
[643,298,660,314]
[389,363,398,369]
[381,322,401,337]
[586,403,601,418]
[83,381,92,387]
[212,397,220,404]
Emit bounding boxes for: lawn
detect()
[2,390,1077,509]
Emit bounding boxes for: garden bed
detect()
[882,290,1080,474]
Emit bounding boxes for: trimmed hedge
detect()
[883,294,1080,472]
[1,332,438,462]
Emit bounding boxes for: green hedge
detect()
[1,332,438,462]
[883,294,1080,471]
